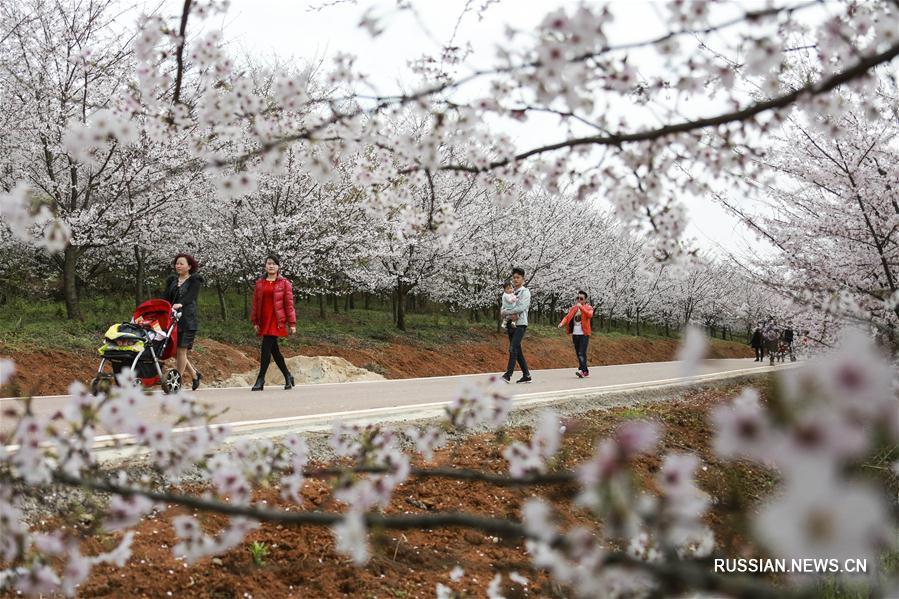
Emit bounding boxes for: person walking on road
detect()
[501,268,532,384]
[250,255,297,391]
[761,317,779,366]
[750,324,764,362]
[558,290,594,378]
[781,325,795,362]
[163,253,203,390]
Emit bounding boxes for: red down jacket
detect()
[251,276,297,332]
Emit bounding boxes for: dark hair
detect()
[502,280,513,288]
[172,253,199,274]
[265,254,281,266]
[577,290,588,300]
[511,267,525,278]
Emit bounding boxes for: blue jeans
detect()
[573,334,589,373]
[505,325,529,378]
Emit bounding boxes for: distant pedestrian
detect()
[761,317,779,366]
[500,281,519,329]
[501,268,531,384]
[163,253,203,390]
[750,324,764,362]
[781,325,795,362]
[250,255,297,391]
[558,290,594,378]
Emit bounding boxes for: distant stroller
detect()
[91,299,183,395]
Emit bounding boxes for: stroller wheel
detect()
[162,369,182,394]
[90,374,113,396]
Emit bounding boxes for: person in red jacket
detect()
[558,290,594,378]
[250,255,297,391]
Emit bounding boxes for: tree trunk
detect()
[364,293,370,310]
[391,291,397,323]
[344,295,350,311]
[319,294,326,319]
[635,309,641,336]
[216,281,227,320]
[243,285,249,319]
[133,245,145,307]
[332,294,339,313]
[63,244,81,320]
[349,293,355,310]
[395,282,407,331]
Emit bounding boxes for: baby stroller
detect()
[91,299,183,395]
[774,340,788,363]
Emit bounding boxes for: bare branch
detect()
[171,0,192,106]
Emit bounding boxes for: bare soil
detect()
[1,332,751,397]
[2,384,773,598]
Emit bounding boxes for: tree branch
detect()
[171,0,192,106]
[434,40,899,173]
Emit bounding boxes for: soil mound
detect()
[216,354,385,388]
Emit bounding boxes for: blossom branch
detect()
[49,470,529,539]
[303,465,577,486]
[47,471,817,598]
[436,40,899,173]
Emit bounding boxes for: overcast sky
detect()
[148,0,784,258]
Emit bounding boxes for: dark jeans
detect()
[572,334,589,373]
[505,325,529,378]
[753,346,763,360]
[259,335,289,378]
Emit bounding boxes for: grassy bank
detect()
[0,293,741,354]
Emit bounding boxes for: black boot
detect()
[284,373,295,390]
[192,371,202,391]
[251,376,265,391]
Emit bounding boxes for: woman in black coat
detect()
[749,325,764,362]
[163,253,204,390]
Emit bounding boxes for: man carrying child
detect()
[500,268,532,384]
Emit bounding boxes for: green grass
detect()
[247,541,270,567]
[617,406,649,420]
[0,294,480,351]
[0,292,750,354]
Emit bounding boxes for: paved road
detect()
[1,359,778,444]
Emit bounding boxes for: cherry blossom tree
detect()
[0,0,198,319]
[721,93,899,351]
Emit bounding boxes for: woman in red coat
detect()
[250,255,297,391]
[558,290,594,378]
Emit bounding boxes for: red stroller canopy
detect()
[133,299,178,361]
[134,299,174,329]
